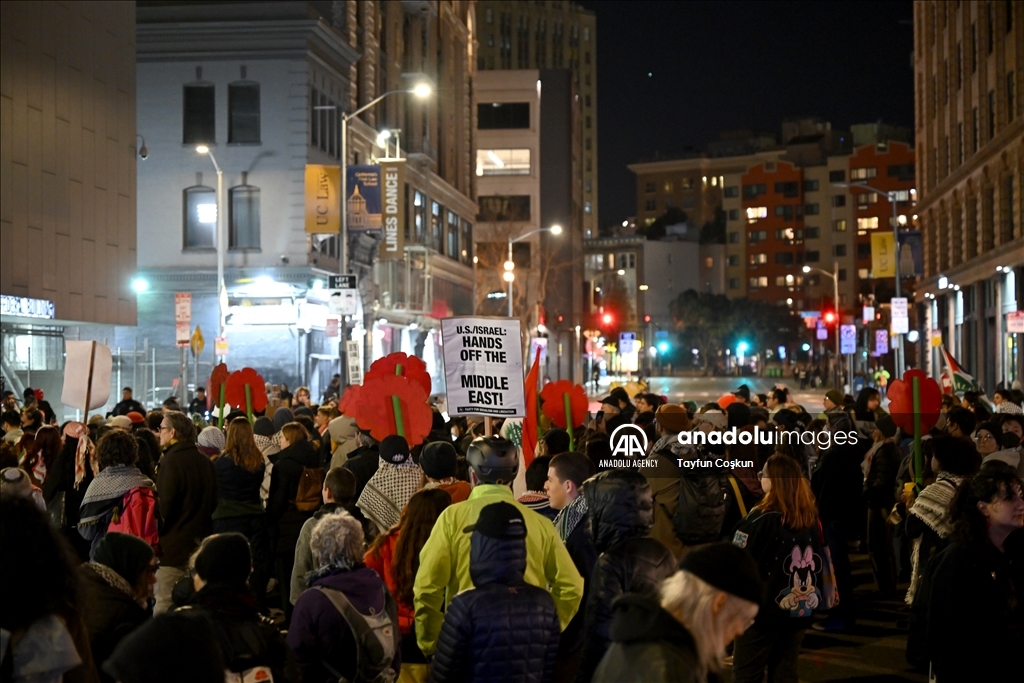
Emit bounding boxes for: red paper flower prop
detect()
[209,363,230,405]
[350,374,432,446]
[337,384,362,416]
[540,380,589,429]
[225,367,268,414]
[366,352,432,397]
[887,369,942,434]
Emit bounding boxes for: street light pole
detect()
[803,262,841,390]
[196,146,226,364]
[505,225,562,319]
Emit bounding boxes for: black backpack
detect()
[673,472,731,545]
[316,586,399,683]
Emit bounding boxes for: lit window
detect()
[833,219,847,232]
[746,206,768,223]
[585,201,592,214]
[749,253,767,265]
[851,167,877,180]
[705,257,713,268]
[748,276,768,288]
[856,193,878,207]
[858,268,870,279]
[184,186,216,248]
[857,217,879,230]
[664,181,672,192]
[475,149,531,176]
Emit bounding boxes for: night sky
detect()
[579,0,916,227]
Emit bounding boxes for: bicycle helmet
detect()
[465,436,519,485]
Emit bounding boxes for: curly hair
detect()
[950,465,1023,547]
[97,429,139,469]
[311,509,365,569]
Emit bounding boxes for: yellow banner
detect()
[378,159,406,260]
[871,232,896,278]
[304,164,341,233]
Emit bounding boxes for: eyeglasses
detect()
[974,433,995,443]
[158,425,171,432]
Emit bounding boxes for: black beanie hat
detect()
[678,541,764,606]
[420,441,458,479]
[104,613,224,683]
[380,434,411,464]
[193,533,251,586]
[726,403,752,429]
[253,416,275,437]
[93,532,154,586]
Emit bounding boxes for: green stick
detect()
[564,393,574,452]
[392,396,406,437]
[244,383,253,424]
[913,375,922,490]
[218,384,226,429]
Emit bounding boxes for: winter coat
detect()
[290,502,366,606]
[267,439,320,555]
[927,534,1024,681]
[863,441,899,509]
[287,565,401,683]
[342,444,380,500]
[811,440,866,527]
[78,563,150,682]
[157,441,218,567]
[364,529,415,633]
[591,594,703,683]
[559,511,598,656]
[178,582,299,682]
[644,434,694,559]
[578,470,676,683]
[413,484,584,657]
[212,455,265,520]
[430,530,561,683]
[111,398,144,416]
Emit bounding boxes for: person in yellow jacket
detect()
[413,436,584,657]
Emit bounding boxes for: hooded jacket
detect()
[645,433,694,559]
[591,594,703,683]
[577,470,676,683]
[413,484,584,657]
[430,530,561,683]
[267,438,320,554]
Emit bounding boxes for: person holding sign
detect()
[413,436,584,658]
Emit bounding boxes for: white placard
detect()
[863,306,874,324]
[346,340,363,385]
[891,297,908,334]
[175,321,190,348]
[441,316,525,417]
[61,341,112,411]
[175,292,192,323]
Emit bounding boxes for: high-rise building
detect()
[476,1,599,238]
[1,2,137,412]
[913,1,1023,389]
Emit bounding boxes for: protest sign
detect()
[441,317,525,417]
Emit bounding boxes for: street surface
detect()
[592,374,832,410]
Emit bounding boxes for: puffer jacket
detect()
[430,530,561,683]
[591,594,703,683]
[577,470,676,683]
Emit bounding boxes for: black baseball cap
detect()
[464,501,527,539]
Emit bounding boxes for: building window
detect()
[460,219,473,265]
[838,269,847,282]
[774,181,799,197]
[972,106,980,152]
[585,116,591,129]
[585,179,592,193]
[478,195,531,221]
[851,167,877,180]
[834,245,847,257]
[183,84,215,144]
[727,255,739,266]
[746,206,768,223]
[431,202,444,253]
[988,90,997,139]
[857,242,871,260]
[228,82,260,144]
[803,179,819,192]
[413,191,426,242]
[728,209,740,221]
[645,181,656,193]
[805,203,819,215]
[1003,174,1016,244]
[832,195,846,207]
[645,199,657,211]
[723,186,739,198]
[183,186,217,249]
[585,137,592,151]
[742,183,767,199]
[585,201,593,214]
[229,182,260,249]
[972,22,978,73]
[805,227,820,239]
[856,193,879,207]
[475,149,531,175]
[729,278,740,289]
[447,210,460,259]
[477,102,530,129]
[805,250,820,262]
[728,231,740,244]
[749,253,767,265]
[1009,72,1016,122]
[749,230,767,243]
[829,170,846,183]
[957,41,963,90]
[749,276,768,289]
[887,163,915,180]
[833,219,847,232]
[774,252,794,265]
[774,205,795,220]
[857,217,879,230]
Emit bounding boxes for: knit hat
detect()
[749,406,770,424]
[92,532,154,587]
[253,416,275,437]
[108,415,132,430]
[465,501,527,539]
[726,403,752,429]
[420,441,458,480]
[126,411,146,425]
[875,414,898,438]
[380,434,411,464]
[733,384,752,401]
[272,407,294,432]
[103,613,224,683]
[678,541,764,606]
[193,533,251,585]
[824,389,844,407]
[197,426,225,455]
[655,405,691,433]
[293,406,314,419]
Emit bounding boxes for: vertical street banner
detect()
[304,164,341,233]
[441,316,526,417]
[897,230,924,277]
[378,159,405,260]
[871,233,896,278]
[346,165,382,231]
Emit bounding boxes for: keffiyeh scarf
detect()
[906,472,963,604]
[553,493,588,543]
[79,464,154,527]
[357,458,424,534]
[64,422,98,489]
[87,561,147,607]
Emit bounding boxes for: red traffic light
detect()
[823,311,837,325]
[602,313,613,325]
[643,315,651,323]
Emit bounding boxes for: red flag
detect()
[522,346,542,468]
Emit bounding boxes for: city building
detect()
[913,0,1023,389]
[1,2,138,412]
[474,69,583,384]
[475,1,599,239]
[83,1,477,406]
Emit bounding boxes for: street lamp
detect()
[195,145,227,361]
[834,180,906,377]
[506,224,562,317]
[803,261,842,390]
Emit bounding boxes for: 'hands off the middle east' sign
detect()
[441,317,525,417]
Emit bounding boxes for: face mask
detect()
[1002,432,1021,450]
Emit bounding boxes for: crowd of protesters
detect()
[0,376,1021,683]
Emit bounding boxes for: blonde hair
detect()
[660,570,759,676]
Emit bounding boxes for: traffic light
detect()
[657,341,670,353]
[643,314,651,323]
[601,312,614,326]
[822,310,837,326]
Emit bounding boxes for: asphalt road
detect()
[592,373,833,412]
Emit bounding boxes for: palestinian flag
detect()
[938,345,979,394]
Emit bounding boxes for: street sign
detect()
[325,317,339,338]
[930,329,943,347]
[328,289,358,316]
[863,306,875,324]
[175,293,192,323]
[190,325,205,357]
[840,324,856,354]
[175,322,190,348]
[328,275,357,290]
[619,331,637,354]
[891,297,909,334]
[875,329,889,355]
[816,323,828,341]
[1008,311,1024,334]
[215,336,229,357]
[346,340,362,385]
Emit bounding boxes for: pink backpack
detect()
[108,486,160,553]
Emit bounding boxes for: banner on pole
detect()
[345,165,382,232]
[304,164,341,234]
[441,316,526,417]
[871,233,896,278]
[378,159,405,259]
